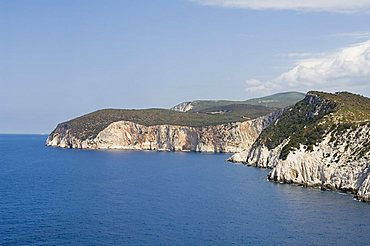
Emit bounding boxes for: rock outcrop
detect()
[171,102,194,112]
[47,111,282,153]
[229,91,370,203]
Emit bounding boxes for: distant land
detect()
[171,91,305,112]
[48,92,304,142]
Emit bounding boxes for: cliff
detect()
[229,91,370,202]
[47,92,305,151]
[171,101,194,112]
[46,111,281,153]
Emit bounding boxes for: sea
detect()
[0,134,369,245]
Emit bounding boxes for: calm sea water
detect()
[0,135,369,245]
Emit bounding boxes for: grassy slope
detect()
[314,91,370,122]
[256,91,370,160]
[242,91,306,108]
[195,104,277,119]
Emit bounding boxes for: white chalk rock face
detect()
[46,112,280,153]
[269,126,370,201]
[357,174,370,202]
[227,151,249,163]
[170,102,194,112]
[230,123,370,202]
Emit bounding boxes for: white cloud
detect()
[330,31,370,39]
[246,40,370,95]
[193,0,370,12]
[285,52,332,60]
[245,79,277,95]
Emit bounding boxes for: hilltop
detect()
[171,92,305,112]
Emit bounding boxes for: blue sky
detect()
[1,0,370,133]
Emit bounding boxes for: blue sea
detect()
[0,135,369,245]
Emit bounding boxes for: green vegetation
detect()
[53,106,274,141]
[173,92,305,112]
[313,91,370,122]
[195,104,277,119]
[242,91,306,109]
[256,91,370,160]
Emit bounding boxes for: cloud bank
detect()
[193,0,370,12]
[246,40,370,95]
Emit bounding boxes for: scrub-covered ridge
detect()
[47,92,304,152]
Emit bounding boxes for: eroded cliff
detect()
[47,110,281,153]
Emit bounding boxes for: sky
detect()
[1,0,370,133]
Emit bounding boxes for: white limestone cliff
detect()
[267,125,369,202]
[47,111,281,153]
[171,102,194,112]
[228,119,370,203]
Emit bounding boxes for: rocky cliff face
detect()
[229,92,370,203]
[171,102,194,112]
[47,111,282,153]
[268,125,370,202]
